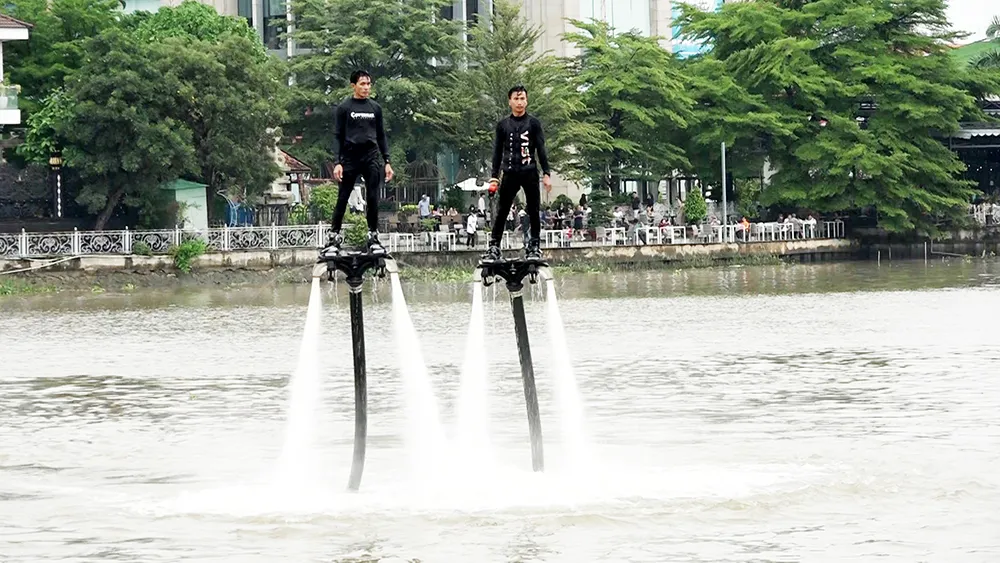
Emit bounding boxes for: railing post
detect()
[270,223,277,249]
[73,227,80,255]
[19,228,26,258]
[223,224,230,252]
[124,226,131,254]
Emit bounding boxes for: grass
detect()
[0,278,58,296]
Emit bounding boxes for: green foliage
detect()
[0,0,122,114]
[684,189,708,225]
[17,88,75,163]
[288,204,310,225]
[427,0,608,182]
[285,0,463,176]
[734,177,763,220]
[677,0,987,234]
[20,9,284,228]
[587,189,613,227]
[60,29,198,230]
[441,185,466,211]
[132,241,153,256]
[127,0,265,61]
[0,279,57,296]
[170,238,208,273]
[565,20,694,193]
[553,194,574,209]
[343,212,369,247]
[308,184,339,221]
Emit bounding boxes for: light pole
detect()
[721,141,728,228]
[49,153,63,219]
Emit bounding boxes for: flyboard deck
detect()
[474,257,553,473]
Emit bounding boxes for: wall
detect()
[1,239,859,274]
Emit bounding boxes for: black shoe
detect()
[525,238,542,261]
[322,231,344,256]
[480,243,503,264]
[367,231,387,256]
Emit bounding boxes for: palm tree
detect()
[972,15,1000,69]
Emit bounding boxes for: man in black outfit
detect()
[481,85,551,263]
[325,70,394,255]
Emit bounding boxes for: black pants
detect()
[331,151,383,232]
[491,169,540,245]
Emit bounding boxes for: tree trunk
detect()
[93,184,127,231]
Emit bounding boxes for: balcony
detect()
[0,84,21,125]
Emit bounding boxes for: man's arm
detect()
[533,118,550,176]
[490,120,504,180]
[375,103,390,163]
[333,102,347,165]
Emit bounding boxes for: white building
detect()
[0,14,31,126]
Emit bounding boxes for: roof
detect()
[160,178,208,191]
[954,124,1000,139]
[951,39,997,66]
[0,14,33,29]
[279,149,311,172]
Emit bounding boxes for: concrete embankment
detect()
[0,238,859,291]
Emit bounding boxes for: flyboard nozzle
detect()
[536,266,554,283]
[383,257,399,275]
[312,262,328,279]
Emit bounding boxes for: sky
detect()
[947,0,994,43]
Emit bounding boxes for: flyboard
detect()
[312,244,397,492]
[474,255,552,472]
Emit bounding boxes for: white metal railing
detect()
[0,220,846,259]
[970,203,1000,226]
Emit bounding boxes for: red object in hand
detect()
[488,183,498,195]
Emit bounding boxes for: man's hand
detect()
[542,174,552,190]
[333,164,344,182]
[385,162,394,182]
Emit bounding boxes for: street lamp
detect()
[49,153,63,219]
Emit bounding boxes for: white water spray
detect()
[389,273,448,474]
[275,277,324,486]
[455,281,493,468]
[544,278,592,467]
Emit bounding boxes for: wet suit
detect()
[488,113,550,246]
[330,96,390,232]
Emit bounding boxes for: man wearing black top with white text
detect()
[481,85,551,263]
[325,70,394,255]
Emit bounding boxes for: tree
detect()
[564,20,695,194]
[284,0,463,188]
[428,0,610,183]
[678,0,988,233]
[19,3,286,225]
[679,57,794,186]
[126,0,265,61]
[0,0,122,114]
[56,30,198,230]
[165,35,286,205]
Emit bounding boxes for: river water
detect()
[1,260,998,562]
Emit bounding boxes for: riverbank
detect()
[0,238,856,294]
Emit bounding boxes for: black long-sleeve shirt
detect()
[491,113,550,178]
[333,96,390,164]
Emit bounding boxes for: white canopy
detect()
[456,177,484,192]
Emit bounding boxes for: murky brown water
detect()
[1,259,999,562]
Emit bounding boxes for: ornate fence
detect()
[0,225,332,259]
